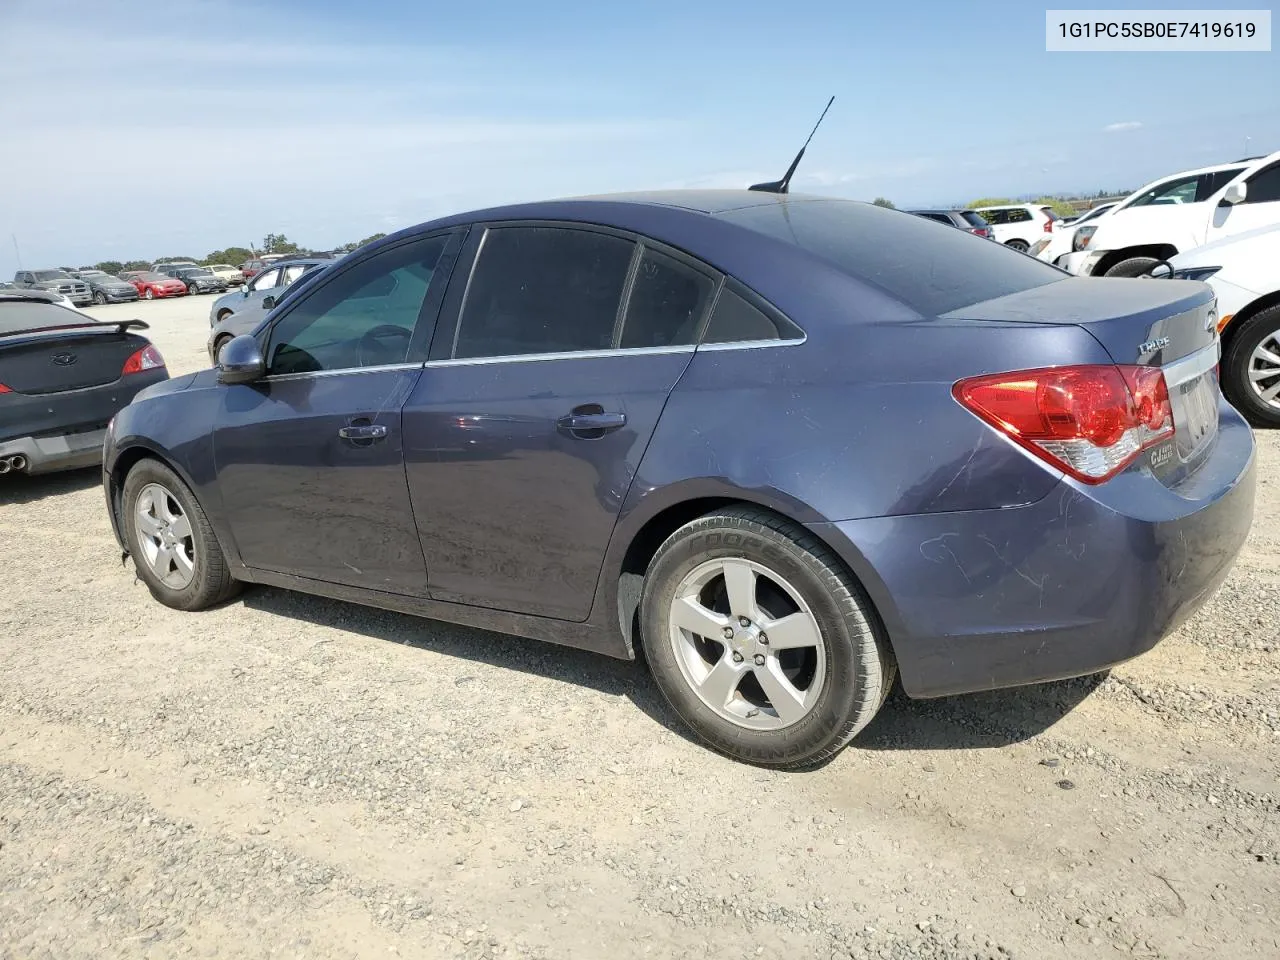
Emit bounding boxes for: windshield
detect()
[33,270,72,281]
[180,267,212,276]
[139,272,170,281]
[719,199,1064,316]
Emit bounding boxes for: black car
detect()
[0,291,168,475]
[162,265,227,295]
[906,209,994,239]
[72,270,142,304]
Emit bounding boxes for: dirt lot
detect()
[2,295,1277,960]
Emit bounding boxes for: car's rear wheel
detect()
[1004,239,1029,253]
[1104,256,1160,278]
[1222,304,1280,427]
[93,291,106,305]
[122,458,240,611]
[639,506,894,768]
[144,288,154,300]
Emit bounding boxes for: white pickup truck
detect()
[1072,150,1280,278]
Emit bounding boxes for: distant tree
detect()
[122,260,150,272]
[155,255,197,264]
[203,246,254,266]
[871,197,896,209]
[1033,196,1078,217]
[261,233,300,255]
[94,260,124,275]
[966,197,1013,208]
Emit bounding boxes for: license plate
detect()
[1175,373,1218,460]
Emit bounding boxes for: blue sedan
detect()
[102,191,1254,767]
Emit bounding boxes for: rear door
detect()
[403,223,717,621]
[212,233,461,595]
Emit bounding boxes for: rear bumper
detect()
[0,429,108,474]
[813,397,1256,699]
[0,369,170,476]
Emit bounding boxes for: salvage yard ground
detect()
[1,297,1278,960]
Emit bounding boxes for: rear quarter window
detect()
[719,199,1066,316]
[0,301,87,334]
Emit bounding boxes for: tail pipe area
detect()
[0,455,28,475]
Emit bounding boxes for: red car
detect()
[128,272,188,300]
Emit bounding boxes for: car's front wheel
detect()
[144,288,154,300]
[1222,304,1280,427]
[187,283,199,295]
[93,291,106,305]
[122,458,241,610]
[1004,239,1029,253]
[640,506,894,768]
[1104,256,1160,278]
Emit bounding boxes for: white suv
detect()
[1072,151,1280,277]
[971,204,1060,252]
[1157,223,1280,426]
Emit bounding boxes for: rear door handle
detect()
[338,424,388,441]
[556,411,626,436]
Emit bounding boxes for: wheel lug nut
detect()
[723,626,735,640]
[753,654,766,666]
[738,617,750,628]
[731,651,744,663]
[759,633,768,645]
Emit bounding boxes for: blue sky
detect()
[0,0,1275,274]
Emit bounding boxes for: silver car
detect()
[207,258,334,361]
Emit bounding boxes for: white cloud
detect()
[1103,121,1143,133]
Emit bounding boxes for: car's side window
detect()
[619,246,717,349]
[266,236,449,376]
[452,226,635,359]
[251,268,281,292]
[282,264,310,285]
[701,284,802,345]
[1243,163,1280,204]
[1008,209,1032,223]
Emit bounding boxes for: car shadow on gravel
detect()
[242,587,1109,759]
[0,466,101,504]
[855,673,1109,753]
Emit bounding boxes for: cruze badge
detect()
[1138,336,1170,356]
[1150,444,1174,470]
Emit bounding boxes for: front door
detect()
[404,223,718,621]
[213,232,458,595]
[1207,160,1280,244]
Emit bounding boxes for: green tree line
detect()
[89,232,390,276]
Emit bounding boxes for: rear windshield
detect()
[718,199,1065,316]
[960,211,988,228]
[0,300,90,335]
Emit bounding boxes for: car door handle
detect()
[555,407,624,437]
[338,424,388,441]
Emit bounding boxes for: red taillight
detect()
[1043,219,1054,233]
[0,382,10,394]
[122,344,165,375]
[954,364,1175,484]
[969,227,990,238]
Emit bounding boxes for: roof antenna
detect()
[749,95,835,195]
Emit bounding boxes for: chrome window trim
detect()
[426,344,695,368]
[262,361,424,383]
[699,335,807,352]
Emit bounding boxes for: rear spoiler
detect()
[0,318,151,339]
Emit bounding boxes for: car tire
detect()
[1221,304,1280,428]
[122,458,241,611]
[144,288,154,300]
[1004,239,1029,253]
[187,283,198,295]
[212,334,232,362]
[639,505,895,769]
[1104,256,1160,278]
[216,309,234,323]
[93,291,106,305]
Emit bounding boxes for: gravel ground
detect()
[1,296,1277,960]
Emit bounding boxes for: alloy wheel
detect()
[667,557,826,730]
[1247,333,1280,411]
[134,482,196,589]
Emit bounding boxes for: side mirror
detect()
[262,295,275,309]
[1221,181,1247,205]
[217,334,266,384]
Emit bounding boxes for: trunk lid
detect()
[0,329,147,394]
[946,277,1221,486]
